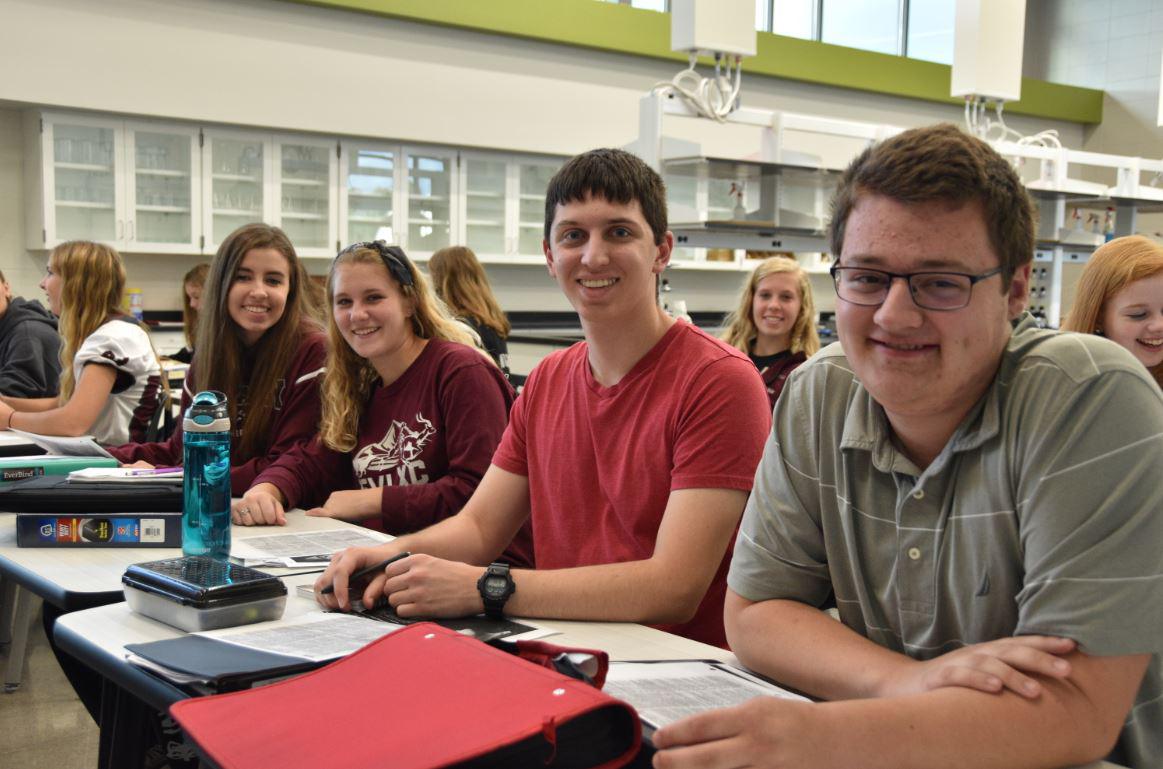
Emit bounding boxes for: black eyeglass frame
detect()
[336,241,415,288]
[829,264,1004,311]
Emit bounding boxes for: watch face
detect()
[485,575,507,595]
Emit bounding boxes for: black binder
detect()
[0,475,182,512]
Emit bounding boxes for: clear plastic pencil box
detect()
[122,556,287,632]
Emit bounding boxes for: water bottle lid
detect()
[184,390,230,433]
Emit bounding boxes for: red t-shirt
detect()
[492,321,771,647]
[109,332,326,495]
[256,339,533,568]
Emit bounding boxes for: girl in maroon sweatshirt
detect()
[237,242,532,567]
[110,223,326,493]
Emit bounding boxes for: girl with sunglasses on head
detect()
[235,242,533,566]
[1062,234,1163,388]
[0,241,164,444]
[721,256,820,409]
[109,223,327,493]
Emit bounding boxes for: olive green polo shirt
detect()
[730,314,1163,767]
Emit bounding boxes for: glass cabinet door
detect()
[341,144,395,246]
[48,120,120,243]
[462,156,507,256]
[204,133,268,249]
[404,148,454,255]
[277,139,336,256]
[127,125,198,251]
[516,161,559,257]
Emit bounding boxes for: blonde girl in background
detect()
[1062,234,1163,388]
[236,241,533,567]
[721,256,820,409]
[427,245,511,373]
[0,241,163,444]
[170,262,209,364]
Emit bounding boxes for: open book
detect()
[8,428,114,459]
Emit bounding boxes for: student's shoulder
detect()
[84,317,151,349]
[426,338,501,375]
[287,329,328,380]
[1009,324,1156,389]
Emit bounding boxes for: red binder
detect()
[170,622,642,769]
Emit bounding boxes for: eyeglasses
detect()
[830,265,1003,311]
[337,241,414,287]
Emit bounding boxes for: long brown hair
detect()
[181,263,210,349]
[50,241,130,400]
[319,244,483,452]
[721,257,820,357]
[192,224,322,461]
[427,246,511,337]
[1062,235,1163,387]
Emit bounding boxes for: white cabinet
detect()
[458,153,561,263]
[339,141,398,248]
[201,129,271,254]
[273,136,338,258]
[25,113,201,253]
[403,146,457,257]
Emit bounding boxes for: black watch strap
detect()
[477,562,515,619]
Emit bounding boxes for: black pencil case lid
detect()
[123,556,286,609]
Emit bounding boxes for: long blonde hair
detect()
[320,243,485,452]
[181,263,210,349]
[192,224,323,462]
[51,241,130,401]
[721,257,820,357]
[1062,235,1163,387]
[427,246,511,337]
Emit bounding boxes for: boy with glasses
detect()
[317,148,771,647]
[653,124,1162,768]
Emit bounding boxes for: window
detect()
[906,0,955,64]
[770,0,815,39]
[821,0,901,55]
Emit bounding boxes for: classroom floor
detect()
[0,606,100,768]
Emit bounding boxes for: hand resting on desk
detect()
[314,543,405,610]
[304,488,382,523]
[233,482,287,526]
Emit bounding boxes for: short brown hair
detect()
[829,123,1035,289]
[544,148,668,245]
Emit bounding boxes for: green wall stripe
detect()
[286,0,1103,124]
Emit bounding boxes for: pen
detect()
[320,551,411,595]
[127,466,183,476]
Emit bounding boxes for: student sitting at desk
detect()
[1061,235,1163,389]
[109,223,326,493]
[720,256,820,410]
[316,148,771,648]
[0,267,61,403]
[168,262,209,364]
[651,125,1162,769]
[0,241,163,444]
[234,242,532,566]
[428,245,511,374]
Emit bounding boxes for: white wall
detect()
[0,0,1093,315]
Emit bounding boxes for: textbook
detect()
[15,512,182,547]
[0,455,118,484]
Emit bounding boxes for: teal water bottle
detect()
[182,391,231,560]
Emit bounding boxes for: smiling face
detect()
[332,260,416,373]
[836,194,1029,457]
[544,195,672,326]
[40,257,62,316]
[227,247,291,346]
[1100,272,1163,370]
[751,272,801,354]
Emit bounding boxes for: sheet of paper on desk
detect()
[7,428,114,458]
[231,528,392,567]
[200,611,404,662]
[604,661,808,730]
[66,467,184,483]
